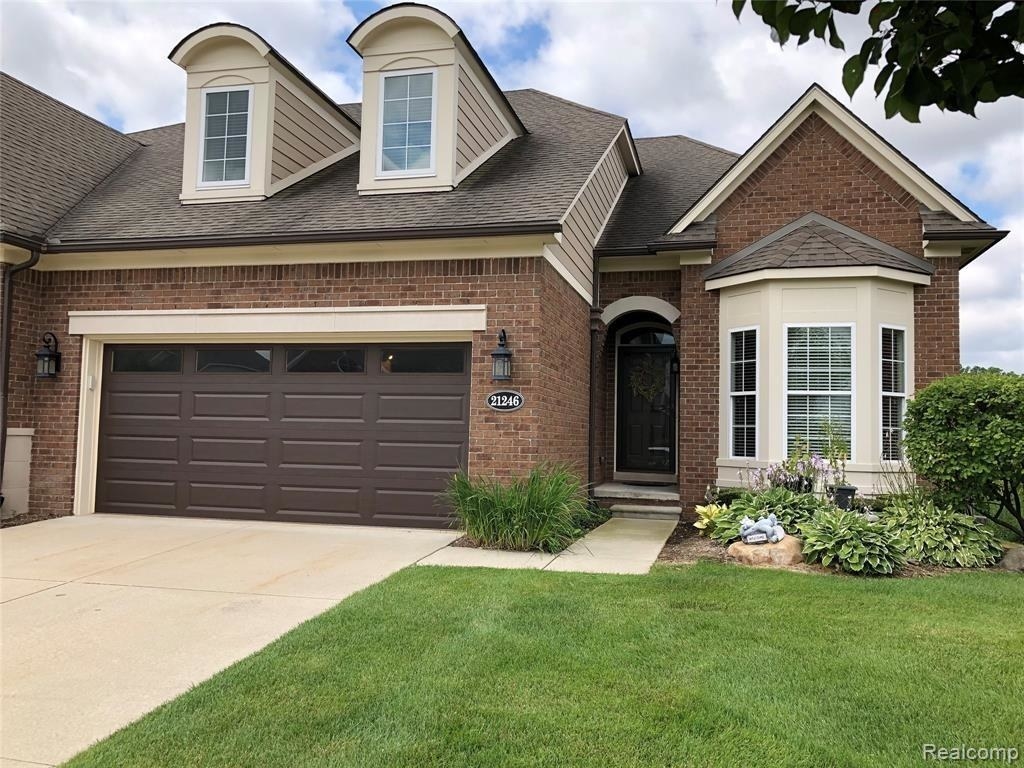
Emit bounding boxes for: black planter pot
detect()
[833,485,857,510]
[785,478,814,494]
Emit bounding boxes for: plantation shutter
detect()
[881,327,906,460]
[786,326,852,455]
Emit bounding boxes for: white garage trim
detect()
[68,304,488,338]
[70,305,487,517]
[601,296,680,326]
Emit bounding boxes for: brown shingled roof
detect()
[44,89,624,250]
[0,72,139,241]
[596,136,737,255]
[704,213,935,280]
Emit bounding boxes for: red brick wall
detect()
[8,258,563,520]
[913,259,960,387]
[715,113,924,258]
[537,261,591,479]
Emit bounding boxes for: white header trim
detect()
[705,266,932,291]
[601,296,680,325]
[68,305,488,338]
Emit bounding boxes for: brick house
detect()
[0,4,1006,527]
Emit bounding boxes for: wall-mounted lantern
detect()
[490,329,512,382]
[35,332,61,379]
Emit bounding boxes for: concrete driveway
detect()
[0,514,458,767]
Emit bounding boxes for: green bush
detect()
[904,372,1024,540]
[711,486,746,506]
[800,510,907,576]
[731,487,835,531]
[693,503,730,536]
[445,465,596,553]
[886,500,1004,568]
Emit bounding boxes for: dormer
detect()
[347,4,526,195]
[169,23,360,204]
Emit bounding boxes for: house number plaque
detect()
[487,390,524,412]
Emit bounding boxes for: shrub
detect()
[886,500,1004,568]
[800,509,907,576]
[444,465,595,553]
[904,372,1024,540]
[731,487,834,532]
[693,503,729,536]
[709,486,746,506]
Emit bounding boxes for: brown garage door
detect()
[96,343,469,528]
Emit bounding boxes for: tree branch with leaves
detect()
[732,1,1024,121]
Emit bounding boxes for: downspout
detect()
[0,247,41,509]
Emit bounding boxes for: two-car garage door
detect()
[96,343,469,528]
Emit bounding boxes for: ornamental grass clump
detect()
[886,500,1004,568]
[445,464,597,553]
[799,509,906,576]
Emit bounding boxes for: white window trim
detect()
[197,84,254,190]
[376,68,438,180]
[782,322,857,460]
[880,324,908,463]
[728,325,759,460]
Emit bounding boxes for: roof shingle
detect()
[704,213,935,280]
[44,89,625,248]
[0,73,139,240]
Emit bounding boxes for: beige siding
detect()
[271,83,354,183]
[455,65,508,173]
[558,141,629,293]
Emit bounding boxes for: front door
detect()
[616,345,676,475]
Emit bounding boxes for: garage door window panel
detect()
[196,348,272,373]
[381,347,465,374]
[112,348,183,373]
[286,348,366,373]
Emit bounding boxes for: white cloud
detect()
[1,0,1021,370]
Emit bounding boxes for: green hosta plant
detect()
[693,503,729,536]
[800,509,906,576]
[730,486,834,532]
[707,505,752,545]
[887,500,1004,568]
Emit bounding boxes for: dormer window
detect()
[199,86,252,187]
[378,70,435,177]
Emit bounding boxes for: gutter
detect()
[43,221,562,254]
[0,245,41,509]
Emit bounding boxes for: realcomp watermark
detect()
[923,744,1019,763]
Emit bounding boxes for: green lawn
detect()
[66,564,1023,768]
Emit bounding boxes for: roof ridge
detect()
[511,88,625,122]
[0,71,139,149]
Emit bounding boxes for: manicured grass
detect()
[66,564,1023,768]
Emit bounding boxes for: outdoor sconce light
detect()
[490,329,512,382]
[35,332,61,379]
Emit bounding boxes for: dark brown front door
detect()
[96,343,470,528]
[616,346,676,474]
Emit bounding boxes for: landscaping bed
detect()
[65,563,1023,768]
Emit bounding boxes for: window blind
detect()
[730,329,757,458]
[881,327,906,461]
[786,325,852,456]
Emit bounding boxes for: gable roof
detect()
[596,136,737,255]
[42,89,624,251]
[703,213,935,280]
[668,84,982,236]
[0,72,140,243]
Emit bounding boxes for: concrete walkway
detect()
[0,514,458,767]
[418,517,676,574]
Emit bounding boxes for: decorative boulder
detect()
[999,543,1024,572]
[727,536,804,567]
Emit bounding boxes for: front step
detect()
[593,482,679,503]
[609,504,681,522]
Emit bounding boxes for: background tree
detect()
[732,1,1024,121]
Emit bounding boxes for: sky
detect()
[1,0,1021,370]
